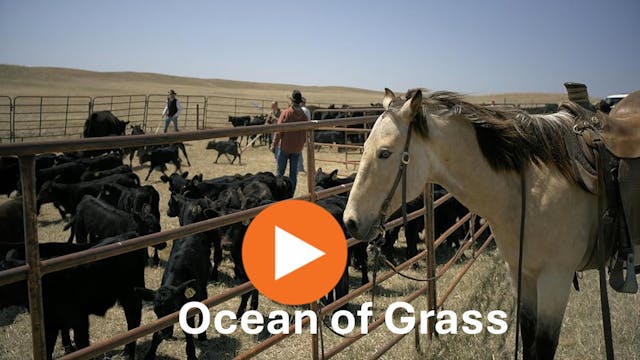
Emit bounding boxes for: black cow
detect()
[382,195,426,264]
[312,169,367,285]
[83,111,129,138]
[248,114,268,146]
[183,172,292,201]
[76,152,125,172]
[0,232,144,359]
[135,202,218,360]
[182,174,244,199]
[382,187,469,265]
[65,195,160,244]
[80,164,132,182]
[35,161,87,190]
[314,131,345,151]
[166,193,222,280]
[160,171,190,194]
[36,173,140,219]
[0,197,24,246]
[98,183,164,264]
[124,125,146,166]
[99,183,160,220]
[314,168,356,190]
[243,172,293,201]
[216,209,259,318]
[314,195,352,304]
[239,180,273,209]
[0,241,98,354]
[216,186,243,209]
[138,145,182,181]
[228,115,251,144]
[0,156,19,197]
[206,140,241,164]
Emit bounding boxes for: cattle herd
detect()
[0,110,478,359]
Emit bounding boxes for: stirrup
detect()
[610,253,638,293]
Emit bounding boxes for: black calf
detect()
[65,195,160,244]
[135,202,217,360]
[139,145,182,181]
[206,140,241,164]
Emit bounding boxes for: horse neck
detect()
[416,116,520,225]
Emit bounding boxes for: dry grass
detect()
[1,142,638,360]
[0,67,637,359]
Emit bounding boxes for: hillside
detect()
[0,64,570,105]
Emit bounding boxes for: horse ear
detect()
[399,89,423,122]
[409,89,423,115]
[383,88,396,110]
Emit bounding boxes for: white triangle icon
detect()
[274,226,325,280]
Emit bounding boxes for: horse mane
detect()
[415,91,577,182]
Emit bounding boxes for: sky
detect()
[0,0,638,98]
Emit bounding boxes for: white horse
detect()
[343,88,627,359]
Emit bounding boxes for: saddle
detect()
[560,85,639,294]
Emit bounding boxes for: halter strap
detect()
[376,114,415,241]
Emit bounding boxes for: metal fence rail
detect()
[12,96,92,141]
[0,96,11,142]
[0,114,494,359]
[92,95,147,128]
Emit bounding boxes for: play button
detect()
[242,200,348,305]
[274,226,325,280]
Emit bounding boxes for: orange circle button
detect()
[242,199,348,305]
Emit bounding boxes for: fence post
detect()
[38,97,43,137]
[10,98,15,143]
[196,104,200,130]
[19,155,47,359]
[127,95,132,121]
[203,98,208,129]
[306,130,317,203]
[64,96,70,136]
[143,96,149,131]
[424,184,437,342]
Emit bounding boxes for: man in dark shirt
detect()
[270,89,308,193]
[162,89,181,133]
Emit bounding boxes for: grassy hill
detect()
[0,64,571,105]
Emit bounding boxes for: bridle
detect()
[374,111,415,245]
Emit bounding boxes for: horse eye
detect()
[378,149,391,159]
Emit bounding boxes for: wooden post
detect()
[19,155,47,359]
[306,129,317,203]
[424,184,437,340]
[310,301,320,360]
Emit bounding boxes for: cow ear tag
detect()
[184,287,196,299]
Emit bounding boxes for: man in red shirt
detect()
[270,89,308,193]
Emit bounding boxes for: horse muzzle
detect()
[345,216,381,243]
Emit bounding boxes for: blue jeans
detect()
[164,115,179,133]
[276,149,301,194]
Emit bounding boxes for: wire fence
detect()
[2,94,365,142]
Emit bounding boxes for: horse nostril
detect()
[345,218,358,236]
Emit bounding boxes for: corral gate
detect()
[0,116,493,359]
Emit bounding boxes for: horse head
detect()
[344,88,430,242]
